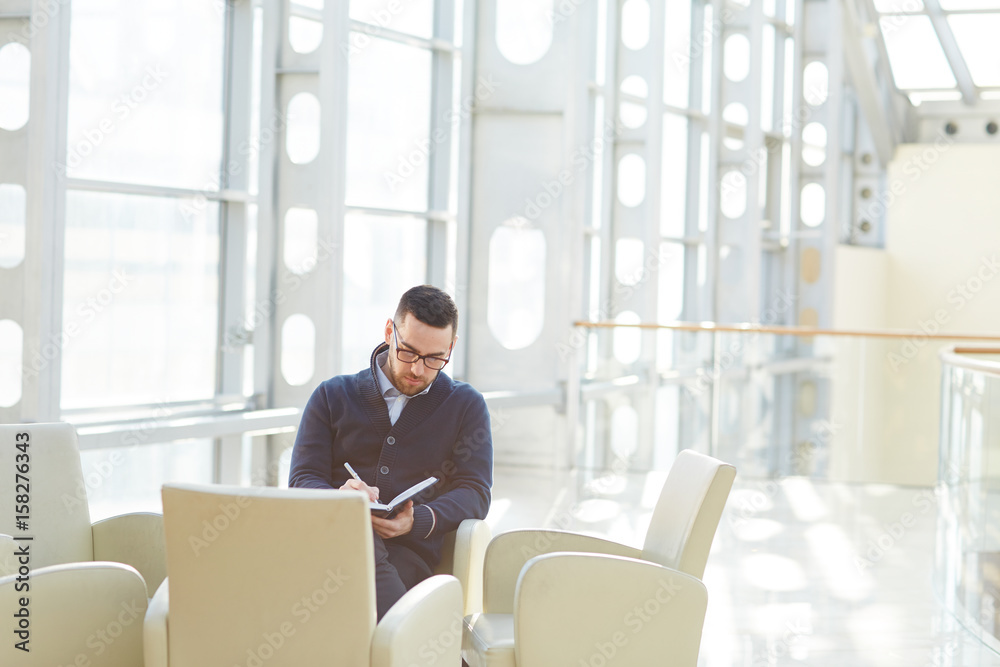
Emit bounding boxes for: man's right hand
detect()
[341,478,380,503]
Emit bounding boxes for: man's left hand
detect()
[371,501,414,539]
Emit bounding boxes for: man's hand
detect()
[341,478,379,503]
[371,501,414,539]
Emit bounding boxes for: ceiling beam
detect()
[923,0,977,105]
[841,0,897,166]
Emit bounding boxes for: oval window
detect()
[496,0,554,65]
[284,207,319,275]
[613,311,641,364]
[720,170,747,219]
[281,314,316,386]
[0,42,31,131]
[488,220,546,350]
[286,92,321,164]
[621,0,651,50]
[617,154,646,207]
[0,319,23,407]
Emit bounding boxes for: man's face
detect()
[383,313,455,396]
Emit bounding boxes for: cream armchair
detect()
[463,449,736,667]
[0,422,165,667]
[145,483,466,667]
[0,423,166,592]
[1,560,149,667]
[436,517,491,615]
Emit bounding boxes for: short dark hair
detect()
[395,285,458,335]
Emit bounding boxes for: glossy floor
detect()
[487,465,1000,667]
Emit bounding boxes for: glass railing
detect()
[567,322,1000,487]
[937,346,1000,650]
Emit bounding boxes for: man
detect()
[289,285,493,620]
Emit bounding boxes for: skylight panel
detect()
[879,15,958,89]
[939,0,1000,9]
[947,14,1000,86]
[874,0,924,11]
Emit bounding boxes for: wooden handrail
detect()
[574,320,1000,342]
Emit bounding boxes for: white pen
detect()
[344,461,363,483]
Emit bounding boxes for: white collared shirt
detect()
[375,350,432,426]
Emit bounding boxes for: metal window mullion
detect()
[705,0,727,459]
[216,0,256,484]
[347,19,459,53]
[923,0,977,105]
[565,0,602,468]
[705,0,724,324]
[821,0,844,326]
[450,0,477,381]
[596,0,618,358]
[682,0,706,323]
[643,0,666,342]
[64,178,254,203]
[23,0,71,422]
[425,0,456,293]
[254,0,282,411]
[787,0,804,335]
[317,0,350,377]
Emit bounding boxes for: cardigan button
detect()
[380,466,389,475]
[386,436,395,445]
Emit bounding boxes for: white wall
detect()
[832,143,1000,485]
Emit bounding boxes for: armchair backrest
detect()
[641,449,736,578]
[161,483,377,667]
[0,422,94,568]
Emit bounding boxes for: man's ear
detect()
[384,318,394,345]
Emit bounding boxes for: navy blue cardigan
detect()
[289,343,493,568]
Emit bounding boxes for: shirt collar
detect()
[375,349,432,398]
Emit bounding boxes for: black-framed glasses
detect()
[391,320,452,370]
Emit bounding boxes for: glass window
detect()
[879,15,957,89]
[82,439,214,520]
[658,242,685,322]
[61,191,220,409]
[874,0,924,10]
[663,0,692,108]
[939,0,1000,8]
[66,0,225,189]
[345,37,432,212]
[660,113,689,238]
[948,14,1000,87]
[351,0,434,39]
[342,214,428,373]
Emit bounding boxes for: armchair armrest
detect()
[92,512,166,594]
[436,519,491,616]
[483,529,642,613]
[371,574,463,667]
[143,578,169,667]
[513,553,707,667]
[1,561,147,667]
[0,534,14,577]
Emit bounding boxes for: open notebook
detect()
[370,476,438,518]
